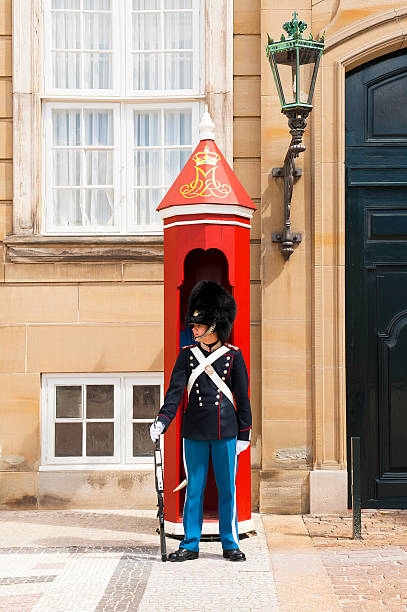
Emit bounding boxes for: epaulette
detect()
[182,344,195,350]
[225,342,239,351]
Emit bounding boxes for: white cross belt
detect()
[187,345,234,406]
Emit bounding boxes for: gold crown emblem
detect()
[192,145,220,167]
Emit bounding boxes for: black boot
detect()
[223,548,246,562]
[168,548,199,562]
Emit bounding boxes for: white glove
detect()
[236,440,250,455]
[150,421,165,442]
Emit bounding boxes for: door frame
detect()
[309,7,407,513]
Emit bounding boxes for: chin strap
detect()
[194,320,216,341]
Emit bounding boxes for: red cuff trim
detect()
[158,414,171,422]
[239,427,252,431]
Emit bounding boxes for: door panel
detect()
[346,49,407,508]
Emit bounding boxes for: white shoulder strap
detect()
[187,345,234,405]
[187,345,229,393]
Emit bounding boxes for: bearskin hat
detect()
[185,280,237,343]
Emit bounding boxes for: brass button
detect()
[222,377,225,381]
[196,390,199,394]
[216,395,220,399]
[199,397,202,401]
[223,370,227,374]
[199,402,203,406]
[215,402,218,405]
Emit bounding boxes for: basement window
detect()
[41,373,163,469]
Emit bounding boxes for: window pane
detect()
[55,422,82,456]
[165,52,192,89]
[84,0,112,11]
[133,423,155,456]
[134,151,161,186]
[133,53,160,90]
[52,110,81,146]
[84,110,113,145]
[52,0,80,7]
[164,0,191,7]
[84,189,114,225]
[164,110,191,145]
[56,385,82,418]
[133,0,160,8]
[53,150,81,186]
[164,12,192,50]
[133,385,160,419]
[86,150,113,185]
[52,12,80,50]
[53,189,82,226]
[84,13,112,50]
[134,112,160,147]
[52,52,80,88]
[164,148,190,185]
[83,52,112,89]
[133,13,160,50]
[86,422,114,456]
[86,385,114,419]
[133,189,162,225]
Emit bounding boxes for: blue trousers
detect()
[180,437,239,552]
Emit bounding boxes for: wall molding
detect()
[311,7,407,473]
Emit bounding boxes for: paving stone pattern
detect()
[95,548,158,612]
[1,508,407,610]
[304,510,407,611]
[0,510,278,612]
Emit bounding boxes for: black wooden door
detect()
[346,49,407,508]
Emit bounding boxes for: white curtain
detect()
[132,3,192,91]
[51,1,112,90]
[52,109,114,227]
[132,109,191,227]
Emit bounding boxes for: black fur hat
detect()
[185,280,237,343]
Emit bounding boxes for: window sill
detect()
[39,463,154,471]
[3,234,164,263]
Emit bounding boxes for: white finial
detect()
[199,105,215,140]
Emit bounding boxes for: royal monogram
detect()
[180,145,232,199]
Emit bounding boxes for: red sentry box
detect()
[157,139,256,529]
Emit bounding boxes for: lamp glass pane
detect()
[297,47,320,105]
[273,48,297,106]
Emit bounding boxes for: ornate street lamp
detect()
[266,12,324,259]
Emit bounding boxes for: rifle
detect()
[154,439,167,562]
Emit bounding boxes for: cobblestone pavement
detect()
[303,510,407,611]
[1,509,407,611]
[0,510,278,612]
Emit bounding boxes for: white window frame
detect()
[126,101,200,233]
[43,102,122,234]
[41,372,164,470]
[125,1,202,98]
[12,0,233,238]
[43,0,123,98]
[124,373,165,465]
[42,101,199,235]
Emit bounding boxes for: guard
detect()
[150,280,252,562]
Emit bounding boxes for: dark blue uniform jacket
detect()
[156,343,252,441]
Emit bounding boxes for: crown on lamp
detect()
[193,145,220,167]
